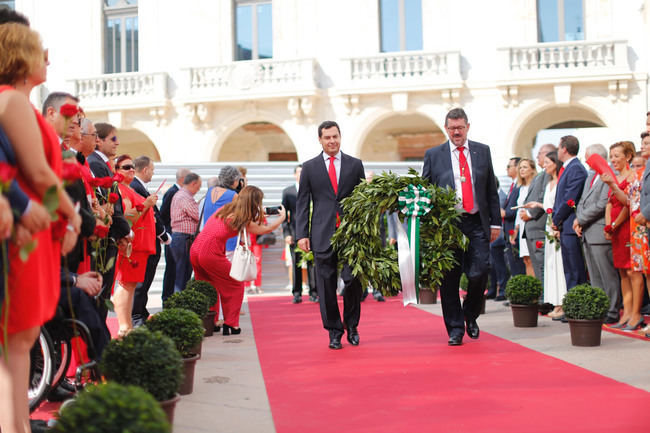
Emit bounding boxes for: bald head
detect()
[536,143,557,168]
[176,168,191,185]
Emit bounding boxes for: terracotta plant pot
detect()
[568,318,604,347]
[203,310,217,337]
[190,339,203,359]
[179,353,200,395]
[510,304,538,327]
[159,393,181,425]
[418,289,437,304]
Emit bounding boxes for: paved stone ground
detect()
[169,290,649,433]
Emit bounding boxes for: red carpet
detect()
[249,296,650,433]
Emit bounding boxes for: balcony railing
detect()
[498,40,630,82]
[340,51,462,93]
[184,58,319,101]
[70,72,168,110]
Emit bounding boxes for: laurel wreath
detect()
[331,169,467,296]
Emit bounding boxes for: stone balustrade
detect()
[69,72,169,110]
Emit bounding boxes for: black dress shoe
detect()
[448,335,463,346]
[466,319,480,339]
[47,385,75,402]
[373,292,386,302]
[495,295,506,301]
[292,294,302,304]
[223,324,241,335]
[603,316,619,325]
[30,419,49,433]
[346,327,359,346]
[329,336,342,350]
[309,294,319,303]
[486,293,496,300]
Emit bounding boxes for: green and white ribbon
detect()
[397,184,431,305]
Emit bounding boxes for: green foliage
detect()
[562,284,609,320]
[459,273,468,291]
[101,328,183,401]
[145,308,204,357]
[331,169,466,296]
[51,382,170,433]
[185,278,218,306]
[164,289,210,318]
[505,275,542,305]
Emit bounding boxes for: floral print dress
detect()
[628,169,650,273]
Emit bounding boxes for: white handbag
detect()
[229,227,257,282]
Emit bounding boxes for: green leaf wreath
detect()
[331,169,467,297]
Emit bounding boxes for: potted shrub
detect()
[50,382,170,433]
[101,328,183,424]
[145,308,204,395]
[562,284,609,347]
[164,289,210,321]
[505,275,542,327]
[185,279,219,336]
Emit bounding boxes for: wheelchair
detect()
[28,307,101,412]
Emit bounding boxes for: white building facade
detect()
[8,0,650,170]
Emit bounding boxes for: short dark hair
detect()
[509,157,521,165]
[183,172,200,185]
[641,131,650,140]
[559,135,579,156]
[445,108,468,126]
[95,122,116,140]
[294,164,302,173]
[318,120,340,138]
[41,91,78,116]
[133,155,152,172]
[0,8,30,26]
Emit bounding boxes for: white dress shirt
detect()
[322,151,341,185]
[447,141,477,214]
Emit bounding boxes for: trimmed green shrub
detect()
[562,284,609,320]
[505,275,542,305]
[145,308,204,357]
[185,278,218,306]
[164,289,210,318]
[50,382,170,433]
[101,328,183,401]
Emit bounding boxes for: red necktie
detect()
[457,146,474,213]
[328,157,340,227]
[558,166,565,179]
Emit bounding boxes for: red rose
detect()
[546,208,553,214]
[93,225,109,238]
[604,225,613,234]
[130,260,139,268]
[0,161,17,184]
[59,103,79,118]
[135,203,144,212]
[112,173,124,183]
[88,176,115,189]
[61,162,82,182]
[108,192,119,204]
[508,229,515,236]
[567,199,575,207]
[535,240,544,249]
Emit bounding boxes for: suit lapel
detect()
[317,152,337,197]
[468,141,479,191]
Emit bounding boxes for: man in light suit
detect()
[552,135,588,290]
[296,121,366,350]
[422,108,501,346]
[520,143,556,282]
[573,144,620,324]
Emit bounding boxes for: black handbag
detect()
[256,233,276,246]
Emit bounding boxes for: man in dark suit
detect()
[282,164,318,304]
[131,156,170,326]
[502,157,525,282]
[160,168,190,303]
[296,120,366,350]
[488,180,508,300]
[552,135,588,291]
[422,108,501,346]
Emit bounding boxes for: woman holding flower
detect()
[512,158,537,276]
[112,154,157,336]
[601,141,639,330]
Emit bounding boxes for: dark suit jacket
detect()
[503,184,520,239]
[523,171,549,240]
[295,152,365,253]
[282,184,297,240]
[553,157,587,234]
[86,151,130,240]
[130,177,166,239]
[160,184,179,234]
[422,140,500,237]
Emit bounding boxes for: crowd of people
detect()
[495,121,650,337]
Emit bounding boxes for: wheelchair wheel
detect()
[28,327,55,412]
[49,334,72,391]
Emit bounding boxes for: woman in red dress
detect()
[0,23,80,433]
[113,155,157,336]
[191,186,285,335]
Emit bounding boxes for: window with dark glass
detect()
[537,0,584,42]
[235,0,272,61]
[379,0,423,52]
[104,0,139,73]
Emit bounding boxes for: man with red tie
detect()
[296,121,366,350]
[422,108,501,346]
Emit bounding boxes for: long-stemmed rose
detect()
[544,208,560,251]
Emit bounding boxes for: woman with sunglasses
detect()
[112,154,158,336]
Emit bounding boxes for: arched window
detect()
[379,0,423,52]
[537,0,584,42]
[235,0,273,61]
[104,0,139,73]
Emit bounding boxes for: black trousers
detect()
[96,244,118,322]
[132,241,161,323]
[161,243,176,303]
[290,245,317,297]
[313,247,361,338]
[440,213,490,338]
